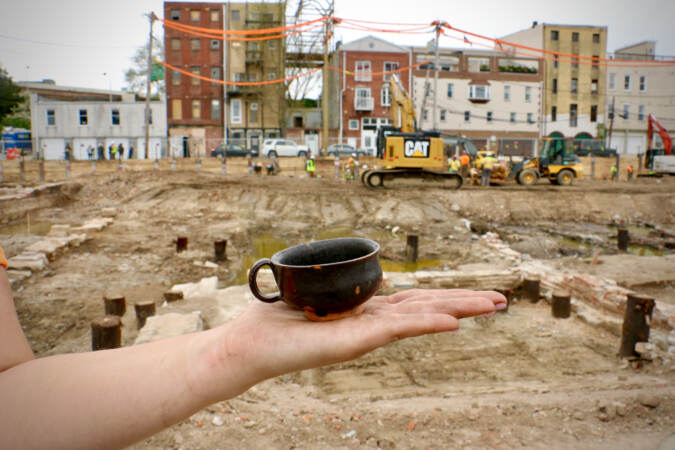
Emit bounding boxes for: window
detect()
[464,111,470,122]
[593,33,600,43]
[249,103,258,123]
[231,10,240,21]
[487,112,493,123]
[355,61,371,81]
[210,100,221,120]
[592,55,599,69]
[527,113,534,124]
[171,38,181,50]
[552,78,557,94]
[146,108,153,125]
[423,109,428,121]
[550,30,559,41]
[46,109,55,126]
[381,85,391,106]
[210,66,221,79]
[590,105,597,123]
[623,104,629,120]
[210,10,219,21]
[190,66,200,85]
[190,10,200,22]
[504,85,510,101]
[231,99,242,124]
[191,39,200,51]
[639,75,646,91]
[609,73,616,90]
[591,79,598,94]
[447,83,453,98]
[79,109,88,125]
[572,57,579,69]
[210,39,220,50]
[510,112,516,123]
[348,119,359,130]
[572,32,579,42]
[172,70,181,86]
[192,100,201,119]
[111,109,120,125]
[639,104,645,121]
[553,55,559,68]
[551,106,557,122]
[170,9,180,20]
[525,86,531,102]
[383,62,399,81]
[608,102,614,119]
[469,85,490,100]
[624,75,631,91]
[571,78,578,94]
[171,99,182,119]
[440,110,446,121]
[468,57,490,72]
[570,104,577,127]
[355,87,372,109]
[268,70,277,81]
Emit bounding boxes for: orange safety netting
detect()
[157,15,327,36]
[163,19,324,41]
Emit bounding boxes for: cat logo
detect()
[404,139,430,158]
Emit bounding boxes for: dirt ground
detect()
[1,159,674,449]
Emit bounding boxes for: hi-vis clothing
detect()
[305,159,315,173]
[482,156,497,170]
[449,159,461,172]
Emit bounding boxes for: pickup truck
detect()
[261,139,310,158]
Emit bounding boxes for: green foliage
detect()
[498,65,538,74]
[0,68,24,123]
[124,39,165,96]
[0,116,30,130]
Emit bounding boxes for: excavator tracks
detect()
[361,168,463,189]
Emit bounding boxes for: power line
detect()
[0,33,137,50]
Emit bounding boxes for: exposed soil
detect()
[1,160,674,449]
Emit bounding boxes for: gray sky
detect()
[1,0,673,93]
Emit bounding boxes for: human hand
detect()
[199,289,506,401]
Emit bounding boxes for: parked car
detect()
[326,144,368,157]
[261,139,310,158]
[210,144,258,158]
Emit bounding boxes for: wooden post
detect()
[0,160,3,182]
[214,240,227,262]
[590,154,595,180]
[163,291,184,302]
[176,236,188,253]
[196,158,202,171]
[221,157,227,174]
[620,294,655,358]
[134,301,156,329]
[19,158,26,181]
[91,160,96,175]
[406,235,419,262]
[65,160,71,179]
[39,160,45,182]
[104,294,126,316]
[552,291,571,318]
[522,278,540,303]
[617,228,629,251]
[497,289,513,312]
[91,315,122,351]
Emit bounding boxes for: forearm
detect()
[0,324,252,450]
[0,266,35,371]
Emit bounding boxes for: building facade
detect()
[338,36,412,152]
[411,47,542,155]
[20,81,166,160]
[501,23,607,141]
[605,41,675,155]
[164,1,285,155]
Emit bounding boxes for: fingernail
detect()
[481,311,496,317]
[495,302,507,310]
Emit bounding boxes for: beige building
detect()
[501,22,607,140]
[606,41,675,155]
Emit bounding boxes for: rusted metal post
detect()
[617,228,629,251]
[176,236,188,253]
[214,240,227,262]
[134,301,156,329]
[39,160,45,182]
[91,315,122,350]
[104,294,126,316]
[620,294,655,358]
[552,291,571,318]
[406,235,419,262]
[522,278,540,303]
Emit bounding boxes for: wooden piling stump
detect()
[134,301,156,329]
[39,160,45,182]
[552,291,571,318]
[620,294,655,358]
[163,291,184,302]
[176,236,188,253]
[214,240,227,262]
[91,315,122,351]
[103,295,126,316]
[496,289,513,312]
[522,278,540,303]
[617,228,629,252]
[406,235,419,262]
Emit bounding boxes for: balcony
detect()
[354,96,374,111]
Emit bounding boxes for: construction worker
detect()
[449,155,461,173]
[626,165,634,181]
[481,152,497,186]
[345,156,356,181]
[460,151,470,178]
[305,155,316,178]
[610,164,618,182]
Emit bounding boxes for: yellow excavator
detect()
[360,74,475,189]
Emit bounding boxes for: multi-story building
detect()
[164,1,284,154]
[19,81,166,160]
[411,47,542,155]
[605,41,675,155]
[501,22,607,141]
[337,36,412,152]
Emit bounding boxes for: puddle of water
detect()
[233,233,290,285]
[0,221,52,236]
[380,258,442,272]
[627,245,664,257]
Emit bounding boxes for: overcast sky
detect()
[1,0,673,93]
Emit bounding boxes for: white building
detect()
[20,81,167,160]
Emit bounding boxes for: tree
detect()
[0,67,24,124]
[124,38,165,98]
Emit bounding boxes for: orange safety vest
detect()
[626,166,633,173]
[460,154,470,167]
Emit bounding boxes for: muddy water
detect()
[0,221,52,236]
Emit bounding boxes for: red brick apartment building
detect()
[338,36,412,152]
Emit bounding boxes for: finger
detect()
[379,289,506,306]
[392,296,496,318]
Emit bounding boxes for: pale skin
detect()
[0,265,506,450]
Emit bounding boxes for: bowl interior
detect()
[275,238,378,267]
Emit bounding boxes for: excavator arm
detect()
[648,114,672,155]
[389,74,417,133]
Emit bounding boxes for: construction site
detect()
[1,156,674,449]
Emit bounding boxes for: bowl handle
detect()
[248,258,281,303]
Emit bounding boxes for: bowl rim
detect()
[270,237,380,269]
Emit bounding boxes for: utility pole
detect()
[321,16,332,155]
[145,13,156,160]
[431,21,442,132]
[607,96,615,150]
